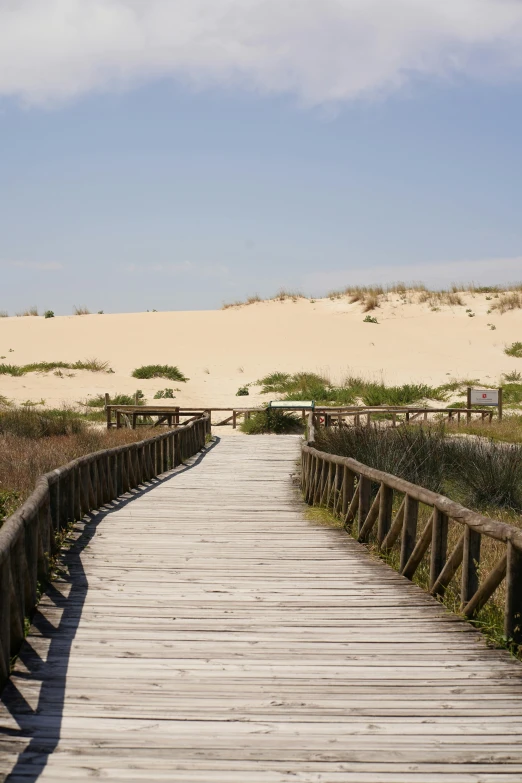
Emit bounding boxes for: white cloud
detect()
[303,256,522,293]
[2,1,522,105]
[1,260,63,271]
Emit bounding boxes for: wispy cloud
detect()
[124,261,230,279]
[303,256,522,293]
[1,260,63,271]
[2,1,522,105]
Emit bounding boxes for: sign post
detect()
[467,387,502,422]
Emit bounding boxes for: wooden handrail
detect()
[301,440,522,645]
[0,414,211,688]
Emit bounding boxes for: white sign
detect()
[470,389,499,406]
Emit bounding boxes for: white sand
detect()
[0,293,520,409]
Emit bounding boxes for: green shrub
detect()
[154,388,175,399]
[0,364,24,376]
[505,342,522,358]
[0,359,111,375]
[44,310,54,319]
[240,409,303,435]
[0,408,86,438]
[257,371,446,407]
[236,386,249,396]
[363,315,379,324]
[132,365,188,382]
[84,391,145,407]
[502,383,522,406]
[315,424,522,513]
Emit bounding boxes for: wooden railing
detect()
[315,407,495,428]
[0,415,211,687]
[301,435,522,646]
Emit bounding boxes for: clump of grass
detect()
[315,424,522,513]
[363,315,379,323]
[491,292,522,314]
[504,370,522,382]
[272,289,303,302]
[0,358,112,376]
[246,294,262,304]
[154,388,175,399]
[83,391,146,408]
[44,310,54,319]
[240,408,303,435]
[0,424,154,522]
[16,306,39,317]
[222,301,243,310]
[0,407,86,438]
[505,342,522,358]
[132,364,188,382]
[73,305,91,315]
[0,364,24,377]
[257,371,447,407]
[503,383,522,406]
[0,311,8,318]
[236,386,249,396]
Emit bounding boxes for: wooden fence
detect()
[107,404,495,430]
[0,415,211,688]
[316,407,494,428]
[301,433,522,646]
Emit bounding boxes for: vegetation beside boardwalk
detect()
[309,422,522,655]
[314,423,522,514]
[0,407,154,524]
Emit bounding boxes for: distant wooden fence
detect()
[301,433,522,646]
[107,404,495,430]
[315,407,494,428]
[0,415,210,688]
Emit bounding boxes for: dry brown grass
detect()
[0,428,154,520]
[491,291,522,314]
[16,306,39,317]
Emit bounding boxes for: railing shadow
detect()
[1,439,218,782]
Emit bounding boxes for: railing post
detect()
[505,542,522,644]
[377,484,394,547]
[357,475,371,537]
[461,527,481,606]
[400,494,419,572]
[430,509,449,590]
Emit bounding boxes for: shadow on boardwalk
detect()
[1,441,217,782]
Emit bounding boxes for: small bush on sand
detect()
[0,364,24,377]
[236,386,249,396]
[84,391,146,407]
[241,408,303,435]
[492,292,522,314]
[505,342,522,358]
[73,305,91,315]
[132,365,188,382]
[154,388,175,399]
[44,310,54,319]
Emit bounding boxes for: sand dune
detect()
[0,293,521,409]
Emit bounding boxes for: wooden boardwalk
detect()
[1,435,522,781]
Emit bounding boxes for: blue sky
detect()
[1,1,522,314]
